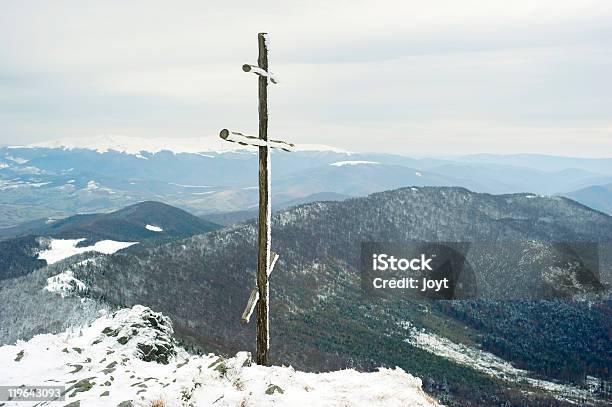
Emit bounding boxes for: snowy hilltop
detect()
[0,305,441,407]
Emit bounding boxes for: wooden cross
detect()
[219,33,294,366]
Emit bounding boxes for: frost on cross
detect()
[218,32,295,366]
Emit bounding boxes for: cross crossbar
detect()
[242,64,278,84]
[220,129,294,152]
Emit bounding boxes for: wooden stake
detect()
[256,32,270,366]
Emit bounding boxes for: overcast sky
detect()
[1,0,611,156]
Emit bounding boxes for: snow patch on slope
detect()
[44,258,97,297]
[330,160,379,167]
[84,180,99,190]
[38,238,138,265]
[293,144,351,154]
[145,224,163,232]
[45,269,87,297]
[404,324,602,405]
[0,306,440,407]
[0,179,51,190]
[5,155,29,164]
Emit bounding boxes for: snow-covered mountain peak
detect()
[22,134,350,156]
[25,134,249,155]
[0,305,440,406]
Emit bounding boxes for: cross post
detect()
[219,32,293,366]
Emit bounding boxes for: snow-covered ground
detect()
[330,160,379,167]
[44,258,96,297]
[84,180,99,191]
[145,224,163,232]
[0,179,51,191]
[38,238,138,265]
[45,269,87,298]
[404,323,604,405]
[0,306,440,407]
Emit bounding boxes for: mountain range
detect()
[4,188,608,405]
[1,136,612,231]
[1,135,611,405]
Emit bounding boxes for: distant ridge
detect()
[563,183,612,215]
[35,201,220,241]
[0,201,220,280]
[22,134,350,156]
[70,185,612,405]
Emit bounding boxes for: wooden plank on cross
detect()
[220,129,294,152]
[241,252,279,324]
[219,32,294,366]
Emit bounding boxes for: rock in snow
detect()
[0,305,441,407]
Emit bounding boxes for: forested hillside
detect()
[0,201,220,281]
[63,187,612,406]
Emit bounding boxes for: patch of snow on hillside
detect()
[0,305,440,407]
[38,238,138,265]
[293,144,351,154]
[330,160,379,167]
[58,183,75,191]
[169,182,211,188]
[14,166,42,174]
[0,179,24,190]
[5,155,29,164]
[30,181,51,187]
[0,179,49,189]
[145,224,163,232]
[404,325,601,404]
[45,269,87,298]
[85,180,99,190]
